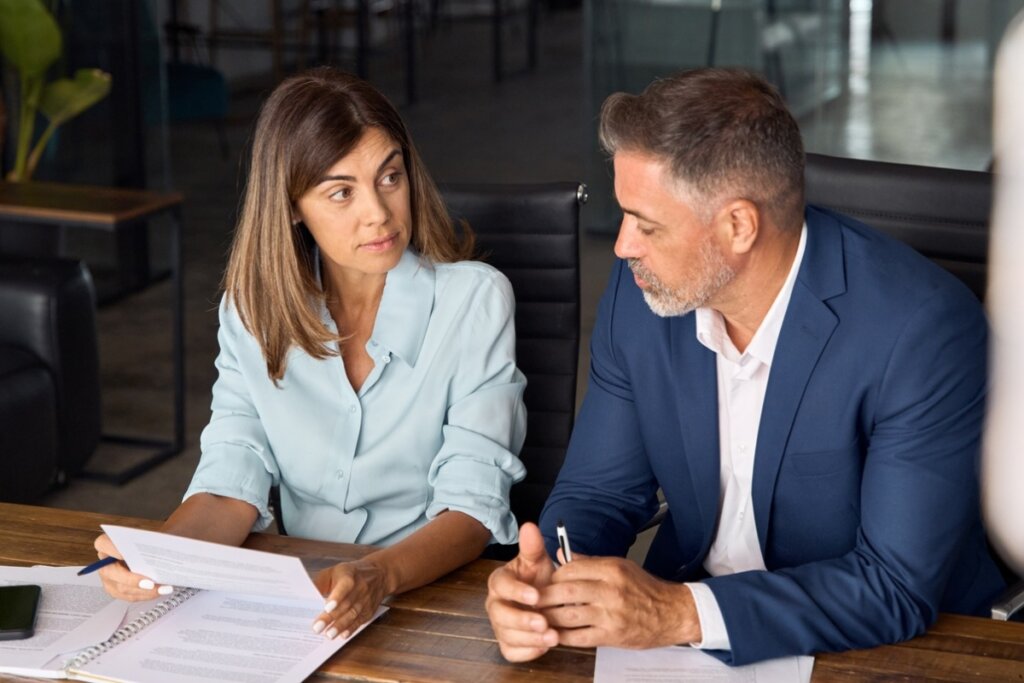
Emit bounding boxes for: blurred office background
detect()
[0,0,1019,523]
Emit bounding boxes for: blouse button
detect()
[382,355,391,364]
[348,405,357,414]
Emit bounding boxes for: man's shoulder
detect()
[806,205,980,315]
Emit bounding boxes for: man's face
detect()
[612,150,735,317]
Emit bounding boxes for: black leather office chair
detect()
[804,152,991,301]
[0,257,101,501]
[442,182,584,554]
[804,153,1024,620]
[271,182,585,552]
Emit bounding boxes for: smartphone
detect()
[0,585,42,640]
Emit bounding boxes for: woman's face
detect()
[294,127,412,282]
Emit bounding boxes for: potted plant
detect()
[0,0,111,181]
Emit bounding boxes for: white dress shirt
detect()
[686,225,807,650]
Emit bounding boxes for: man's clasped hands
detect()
[484,523,703,661]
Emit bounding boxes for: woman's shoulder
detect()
[430,260,512,313]
[434,259,513,297]
[215,293,261,342]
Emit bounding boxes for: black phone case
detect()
[0,584,42,640]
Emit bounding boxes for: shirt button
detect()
[335,470,344,480]
[348,405,357,414]
[382,355,391,364]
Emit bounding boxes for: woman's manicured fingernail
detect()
[312,620,325,634]
[157,585,175,595]
[324,600,337,612]
[340,630,351,640]
[138,579,155,590]
[326,627,338,639]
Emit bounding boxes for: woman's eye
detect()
[381,172,402,186]
[329,187,352,202]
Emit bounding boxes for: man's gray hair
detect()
[599,68,805,227]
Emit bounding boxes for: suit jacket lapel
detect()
[752,208,846,558]
[670,313,721,564]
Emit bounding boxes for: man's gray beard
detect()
[630,239,736,318]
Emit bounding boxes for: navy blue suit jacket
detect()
[540,206,1004,665]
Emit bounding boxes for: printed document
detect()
[0,566,125,674]
[101,524,323,601]
[595,646,813,683]
[0,529,387,683]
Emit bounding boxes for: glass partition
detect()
[584,0,1024,232]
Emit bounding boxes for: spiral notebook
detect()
[1,583,382,683]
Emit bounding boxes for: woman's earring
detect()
[291,217,301,226]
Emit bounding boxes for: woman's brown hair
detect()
[224,67,473,381]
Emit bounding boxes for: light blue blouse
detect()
[185,249,528,546]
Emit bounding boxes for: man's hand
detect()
[540,556,701,649]
[485,522,560,662]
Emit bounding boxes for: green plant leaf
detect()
[39,68,112,125]
[0,0,61,77]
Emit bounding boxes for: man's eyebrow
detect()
[620,205,662,226]
[317,149,403,184]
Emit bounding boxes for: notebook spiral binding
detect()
[65,587,201,670]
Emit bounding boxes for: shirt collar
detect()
[696,222,808,368]
[316,248,435,367]
[371,248,435,367]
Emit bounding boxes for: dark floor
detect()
[39,7,994,539]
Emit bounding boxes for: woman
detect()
[93,67,527,640]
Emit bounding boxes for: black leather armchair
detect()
[804,152,991,300]
[0,257,101,501]
[442,182,584,540]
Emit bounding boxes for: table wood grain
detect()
[1,503,1021,682]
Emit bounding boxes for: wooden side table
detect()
[0,181,185,484]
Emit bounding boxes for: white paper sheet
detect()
[0,566,126,674]
[66,593,385,683]
[595,646,813,683]
[101,525,322,602]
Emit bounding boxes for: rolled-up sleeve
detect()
[184,298,279,531]
[426,273,527,545]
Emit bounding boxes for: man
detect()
[485,68,1004,665]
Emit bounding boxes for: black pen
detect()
[556,520,574,565]
[77,556,118,576]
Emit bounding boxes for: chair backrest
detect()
[441,182,584,533]
[804,153,992,300]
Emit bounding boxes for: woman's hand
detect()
[92,533,176,601]
[312,560,390,639]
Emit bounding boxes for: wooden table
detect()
[0,182,185,484]
[1,502,1022,682]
